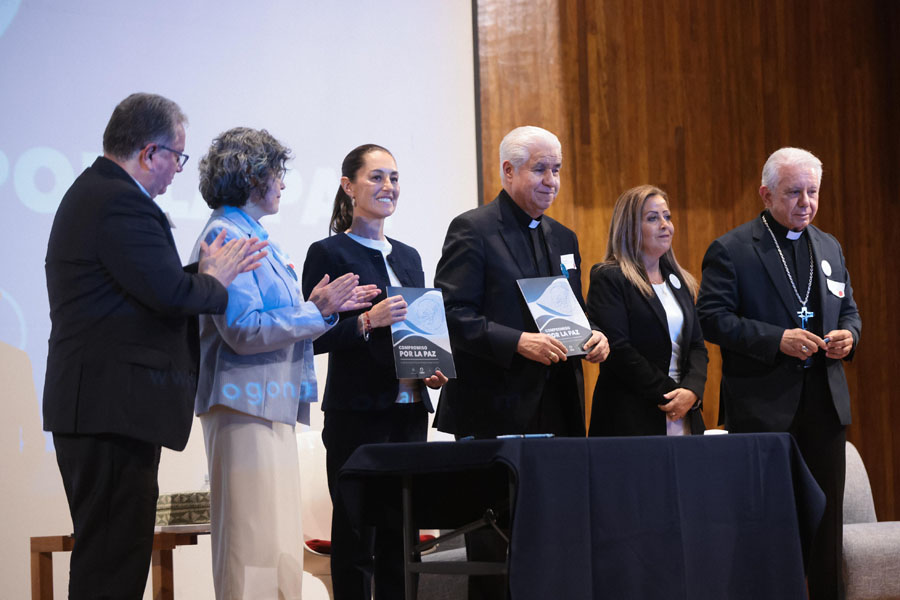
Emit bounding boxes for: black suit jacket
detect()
[434,190,588,437]
[586,262,707,436]
[43,157,228,450]
[301,233,433,413]
[696,213,861,432]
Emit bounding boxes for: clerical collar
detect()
[763,210,804,240]
[501,190,543,229]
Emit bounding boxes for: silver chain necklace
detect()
[761,214,815,326]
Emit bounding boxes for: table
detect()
[338,433,825,600]
[30,524,210,600]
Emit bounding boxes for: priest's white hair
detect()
[499,126,562,180]
[761,147,823,189]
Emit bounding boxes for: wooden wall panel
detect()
[475,0,900,519]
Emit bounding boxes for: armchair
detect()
[843,441,900,599]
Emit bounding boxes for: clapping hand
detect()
[308,273,360,317]
[339,284,380,312]
[199,229,269,287]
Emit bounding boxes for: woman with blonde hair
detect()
[586,184,707,436]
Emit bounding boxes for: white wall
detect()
[0,1,475,597]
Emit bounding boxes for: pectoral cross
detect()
[798,306,814,330]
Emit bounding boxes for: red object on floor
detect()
[306,539,331,554]
[305,534,436,556]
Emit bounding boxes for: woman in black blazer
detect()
[587,185,707,437]
[301,144,446,600]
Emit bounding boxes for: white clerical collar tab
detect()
[786,229,803,240]
[528,219,541,229]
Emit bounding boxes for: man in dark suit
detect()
[434,125,609,598]
[697,147,860,600]
[43,93,265,598]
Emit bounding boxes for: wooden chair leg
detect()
[30,536,72,600]
[30,531,197,600]
[151,548,175,600]
[31,549,54,600]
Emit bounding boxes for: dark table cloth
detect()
[338,433,825,599]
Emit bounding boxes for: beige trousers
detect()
[201,406,303,600]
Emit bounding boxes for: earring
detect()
[351,197,357,207]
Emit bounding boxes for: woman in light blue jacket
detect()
[191,127,376,600]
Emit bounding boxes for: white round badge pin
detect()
[821,260,832,277]
[668,273,682,289]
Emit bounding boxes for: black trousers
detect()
[323,403,428,600]
[53,433,161,600]
[788,368,846,600]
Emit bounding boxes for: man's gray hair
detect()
[102,93,187,160]
[761,147,823,190]
[499,126,561,180]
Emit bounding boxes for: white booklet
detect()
[516,276,592,356]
